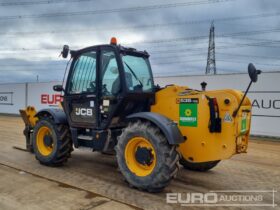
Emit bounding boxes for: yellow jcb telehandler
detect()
[20,38,261,192]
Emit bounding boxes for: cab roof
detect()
[70,44,150,58]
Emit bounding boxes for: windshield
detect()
[122,54,154,92]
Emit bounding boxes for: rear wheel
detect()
[180,158,220,172]
[115,121,179,192]
[33,118,73,166]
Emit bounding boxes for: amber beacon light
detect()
[110,37,117,45]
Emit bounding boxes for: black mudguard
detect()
[35,108,68,124]
[127,112,185,145]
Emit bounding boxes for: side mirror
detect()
[53,85,64,92]
[61,45,69,58]
[233,63,262,117]
[248,63,262,83]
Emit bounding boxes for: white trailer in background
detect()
[0,83,26,115]
[0,72,279,137]
[26,81,63,109]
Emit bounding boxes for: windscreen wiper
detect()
[124,62,143,87]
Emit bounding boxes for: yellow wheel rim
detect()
[36,126,53,156]
[125,137,156,177]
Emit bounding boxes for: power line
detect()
[1,27,280,53]
[148,40,280,55]
[152,59,205,65]
[0,47,61,52]
[0,0,234,21]
[2,11,280,37]
[218,40,280,48]
[0,0,93,6]
[2,51,279,68]
[152,58,280,67]
[0,39,279,56]
[0,68,63,71]
[217,59,280,67]
[151,51,280,64]
[138,37,280,50]
[229,36,280,43]
[151,52,206,60]
[0,63,66,67]
[0,40,277,56]
[134,28,280,45]
[216,53,280,60]
[1,51,278,68]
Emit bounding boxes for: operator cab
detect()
[57,38,156,133]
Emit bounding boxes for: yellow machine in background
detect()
[20,40,261,192]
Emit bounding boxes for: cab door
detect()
[63,49,98,128]
[99,48,123,128]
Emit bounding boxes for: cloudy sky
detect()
[0,0,279,83]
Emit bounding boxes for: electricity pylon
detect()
[205,21,216,74]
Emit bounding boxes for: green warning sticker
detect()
[241,113,247,133]
[179,98,198,127]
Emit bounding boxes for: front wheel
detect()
[115,121,179,192]
[180,158,220,172]
[33,118,73,166]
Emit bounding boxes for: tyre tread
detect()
[115,120,179,192]
[33,117,73,167]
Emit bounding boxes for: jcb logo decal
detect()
[75,108,93,116]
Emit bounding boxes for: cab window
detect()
[68,51,97,94]
[122,55,154,92]
[101,50,120,96]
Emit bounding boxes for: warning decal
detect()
[241,113,247,133]
[223,112,233,123]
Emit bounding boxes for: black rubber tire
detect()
[180,158,220,172]
[33,118,73,166]
[115,121,180,192]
